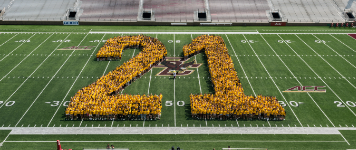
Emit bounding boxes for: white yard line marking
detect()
[79,119,84,127]
[174,75,176,127]
[225,34,256,96]
[242,34,302,127]
[173,34,175,56]
[0,131,11,146]
[47,34,106,127]
[281,34,356,117]
[267,120,271,127]
[102,61,111,76]
[261,34,335,127]
[13,34,71,126]
[329,34,356,53]
[3,140,346,143]
[0,33,18,46]
[0,34,57,110]
[147,70,153,95]
[339,132,350,145]
[0,34,53,82]
[297,34,356,89]
[313,34,356,69]
[191,34,203,94]
[0,33,36,61]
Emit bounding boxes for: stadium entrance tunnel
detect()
[271,12,282,21]
[198,12,207,21]
[142,11,152,20]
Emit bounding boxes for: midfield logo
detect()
[153,57,202,76]
[283,86,326,93]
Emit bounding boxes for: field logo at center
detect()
[153,57,202,76]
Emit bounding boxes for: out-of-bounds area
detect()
[0,25,356,150]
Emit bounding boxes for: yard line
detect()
[242,34,302,127]
[47,34,106,127]
[102,61,111,76]
[173,34,175,56]
[12,34,72,125]
[0,33,56,109]
[191,34,202,94]
[0,33,53,82]
[174,76,176,127]
[329,34,356,52]
[225,34,256,96]
[0,33,36,61]
[279,34,356,117]
[0,33,18,46]
[79,119,84,127]
[261,34,335,127]
[296,34,356,89]
[313,34,356,69]
[147,70,153,95]
[339,132,350,145]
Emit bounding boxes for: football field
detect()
[0,25,356,150]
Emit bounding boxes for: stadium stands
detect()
[80,0,139,21]
[0,0,354,24]
[270,0,344,23]
[208,0,270,22]
[142,0,206,22]
[3,0,77,21]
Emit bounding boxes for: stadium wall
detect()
[0,20,332,26]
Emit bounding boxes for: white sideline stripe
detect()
[0,34,36,62]
[242,34,302,127]
[285,34,356,117]
[297,35,356,89]
[313,34,356,69]
[91,32,260,34]
[3,140,346,143]
[225,34,256,96]
[3,32,356,35]
[261,34,335,127]
[0,33,52,82]
[3,127,349,135]
[339,131,350,145]
[47,34,106,127]
[0,33,54,110]
[0,33,18,46]
[330,34,356,53]
[13,34,71,126]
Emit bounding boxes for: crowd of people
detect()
[66,35,166,121]
[184,35,286,121]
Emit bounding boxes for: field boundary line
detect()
[330,34,356,52]
[242,34,302,127]
[13,34,72,126]
[0,33,18,46]
[297,34,356,89]
[0,33,53,82]
[313,34,356,69]
[0,33,55,110]
[261,34,335,127]
[280,34,356,117]
[47,34,106,127]
[3,32,356,34]
[0,33,36,61]
[225,34,256,96]
[3,140,346,143]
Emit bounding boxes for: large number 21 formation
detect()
[65,35,286,122]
